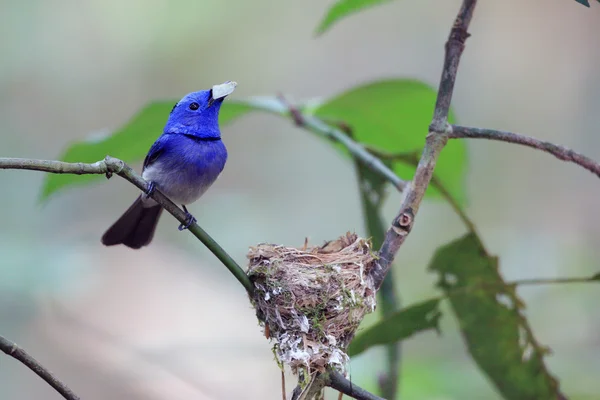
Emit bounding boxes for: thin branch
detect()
[366,147,477,234]
[511,274,599,286]
[326,370,385,400]
[417,272,600,309]
[450,125,600,178]
[0,157,253,293]
[275,95,408,192]
[370,0,479,290]
[0,334,80,400]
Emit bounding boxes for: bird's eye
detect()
[189,102,200,110]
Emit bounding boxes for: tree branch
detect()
[0,334,80,400]
[510,274,600,286]
[370,0,479,290]
[449,125,600,178]
[274,95,408,192]
[0,157,253,293]
[326,370,385,400]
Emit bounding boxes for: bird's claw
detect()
[145,181,156,196]
[178,212,196,231]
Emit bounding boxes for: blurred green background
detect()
[1,0,600,399]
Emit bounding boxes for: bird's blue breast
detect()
[141,133,227,205]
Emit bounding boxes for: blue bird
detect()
[101,81,236,249]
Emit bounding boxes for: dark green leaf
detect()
[314,79,468,206]
[348,298,441,357]
[591,272,600,281]
[40,101,254,201]
[316,0,395,35]
[428,233,563,400]
[575,0,590,7]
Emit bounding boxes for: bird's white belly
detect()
[141,163,216,207]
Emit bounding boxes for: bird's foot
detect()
[145,181,157,196]
[178,206,196,231]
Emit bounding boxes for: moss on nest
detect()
[247,232,377,374]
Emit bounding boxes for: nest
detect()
[247,232,377,375]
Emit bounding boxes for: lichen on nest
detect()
[246,232,377,375]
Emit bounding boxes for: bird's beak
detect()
[210,81,237,104]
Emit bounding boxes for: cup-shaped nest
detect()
[247,232,377,374]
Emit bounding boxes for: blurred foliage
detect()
[429,233,563,400]
[348,298,441,357]
[315,0,396,35]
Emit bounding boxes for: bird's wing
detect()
[142,135,168,171]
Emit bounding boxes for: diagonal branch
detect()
[0,157,253,293]
[275,95,408,192]
[369,0,479,290]
[0,334,80,400]
[450,125,600,178]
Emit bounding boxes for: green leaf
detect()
[428,233,563,400]
[314,79,468,206]
[316,0,395,35]
[348,298,441,357]
[39,101,255,201]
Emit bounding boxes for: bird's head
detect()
[164,81,237,139]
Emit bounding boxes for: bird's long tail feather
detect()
[101,196,163,249]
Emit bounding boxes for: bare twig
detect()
[0,157,253,293]
[0,334,80,400]
[275,95,408,192]
[326,370,385,400]
[370,0,479,290]
[450,125,600,178]
[510,274,600,286]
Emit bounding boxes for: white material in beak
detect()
[212,81,237,99]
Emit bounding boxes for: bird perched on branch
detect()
[101,81,237,249]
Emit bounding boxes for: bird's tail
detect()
[101,195,163,249]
